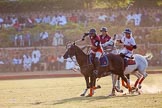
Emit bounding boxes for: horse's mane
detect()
[75,45,88,56]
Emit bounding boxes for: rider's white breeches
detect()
[120,48,133,59]
[90,50,102,59]
[95,52,102,59]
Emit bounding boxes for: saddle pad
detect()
[127,59,136,65]
[89,55,109,67]
[100,55,109,67]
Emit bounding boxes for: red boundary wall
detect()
[0,70,161,80]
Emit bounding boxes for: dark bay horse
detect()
[63,43,132,96]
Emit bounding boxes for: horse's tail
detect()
[144,52,153,61]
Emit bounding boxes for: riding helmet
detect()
[89,28,96,34]
[124,28,132,34]
[100,27,108,32]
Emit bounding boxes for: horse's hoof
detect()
[136,88,139,92]
[120,89,123,93]
[108,93,116,97]
[132,87,136,90]
[80,94,85,96]
[97,85,101,89]
[138,85,142,89]
[86,94,93,97]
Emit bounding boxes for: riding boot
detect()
[93,57,100,78]
[124,59,128,69]
[120,53,125,58]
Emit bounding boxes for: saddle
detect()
[127,59,136,65]
[89,54,109,67]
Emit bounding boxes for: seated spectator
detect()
[52,31,64,46]
[12,55,22,72]
[0,16,3,29]
[3,16,12,29]
[56,54,64,70]
[126,12,134,25]
[13,21,22,31]
[58,14,67,26]
[23,54,32,72]
[18,15,26,28]
[35,15,42,24]
[31,54,40,71]
[47,55,56,71]
[26,16,35,28]
[32,47,41,59]
[50,15,59,26]
[39,31,49,46]
[42,14,51,24]
[11,15,18,25]
[98,13,107,23]
[69,13,78,23]
[109,12,116,24]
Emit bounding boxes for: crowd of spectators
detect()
[0,8,162,30]
[0,47,79,72]
[11,30,64,47]
[0,7,162,71]
[0,8,161,47]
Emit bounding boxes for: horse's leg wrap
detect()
[81,88,88,96]
[116,79,120,89]
[138,77,145,89]
[127,83,132,92]
[134,78,140,88]
[122,80,128,88]
[139,77,145,84]
[89,88,94,96]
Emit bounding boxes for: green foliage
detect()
[0,0,162,13]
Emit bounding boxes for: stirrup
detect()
[93,70,98,75]
[130,56,134,59]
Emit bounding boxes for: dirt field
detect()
[0,74,162,108]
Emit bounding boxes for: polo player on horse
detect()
[117,28,137,87]
[117,28,137,66]
[83,28,104,77]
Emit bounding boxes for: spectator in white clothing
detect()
[58,15,67,26]
[32,47,41,59]
[50,15,59,26]
[35,15,42,24]
[39,31,49,46]
[65,56,75,70]
[98,13,107,23]
[134,11,142,26]
[56,55,64,70]
[42,15,51,24]
[23,54,32,71]
[31,54,40,71]
[52,31,64,46]
[0,16,4,29]
[126,12,134,25]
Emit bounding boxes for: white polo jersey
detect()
[121,36,136,46]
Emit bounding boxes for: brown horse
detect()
[63,43,132,96]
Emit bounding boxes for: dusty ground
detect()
[0,74,161,108]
